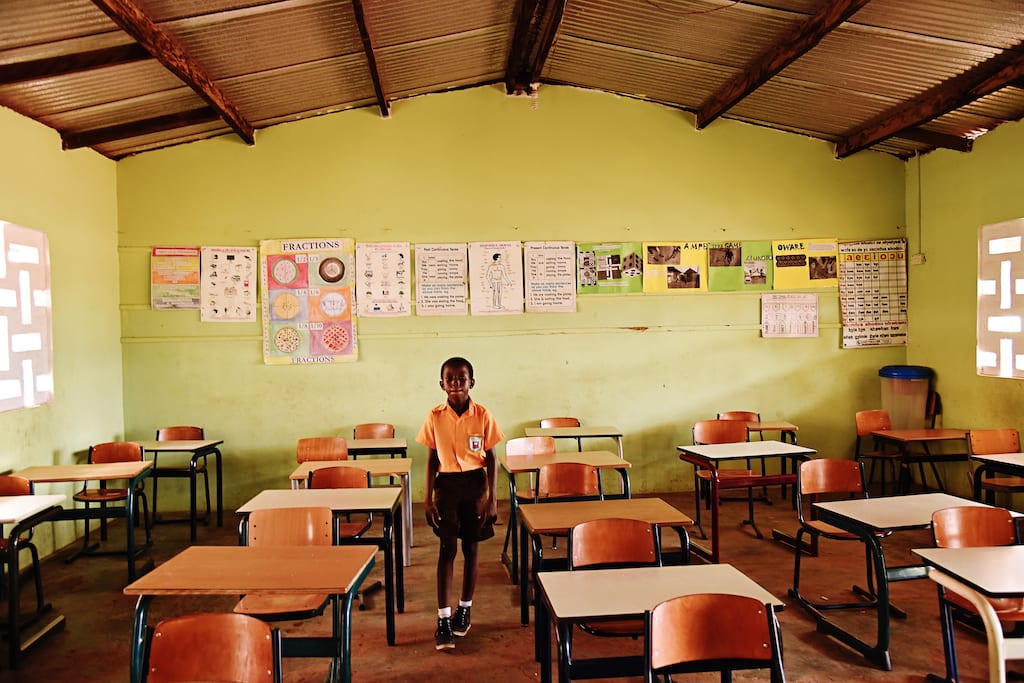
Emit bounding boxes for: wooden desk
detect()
[745,420,799,444]
[347,437,408,459]
[16,462,153,581]
[676,440,815,562]
[289,459,414,563]
[499,451,631,584]
[134,439,224,541]
[536,564,782,683]
[870,428,968,494]
[518,497,692,627]
[237,488,404,646]
[524,426,624,459]
[0,494,66,669]
[812,492,990,670]
[124,545,375,683]
[970,451,1024,503]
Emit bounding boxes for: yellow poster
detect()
[642,241,708,293]
[771,238,838,290]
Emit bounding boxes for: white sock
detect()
[459,600,472,608]
[438,607,451,619]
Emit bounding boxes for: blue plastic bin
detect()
[878,365,932,429]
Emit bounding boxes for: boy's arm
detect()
[483,447,499,522]
[424,448,440,528]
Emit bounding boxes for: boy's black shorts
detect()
[432,469,495,543]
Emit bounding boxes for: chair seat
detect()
[981,475,1024,491]
[516,489,537,501]
[804,519,891,540]
[73,488,130,503]
[946,590,1024,618]
[696,469,757,480]
[579,617,643,637]
[235,592,329,617]
[339,520,373,538]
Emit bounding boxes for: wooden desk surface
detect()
[678,440,815,461]
[15,461,152,483]
[871,428,967,442]
[0,494,65,524]
[348,437,407,451]
[519,498,692,535]
[914,546,1024,598]
[500,451,628,473]
[290,459,412,482]
[133,439,223,452]
[524,426,622,439]
[123,545,376,596]
[745,421,798,432]
[971,451,1024,466]
[237,487,401,514]
[539,564,782,620]
[815,492,986,531]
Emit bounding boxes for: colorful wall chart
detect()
[771,238,838,290]
[469,241,524,315]
[260,238,357,365]
[839,239,907,348]
[577,241,643,294]
[708,240,773,291]
[524,241,576,313]
[151,246,200,309]
[415,243,468,316]
[356,242,411,317]
[201,246,257,322]
[642,241,708,293]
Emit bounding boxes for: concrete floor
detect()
[1,488,1015,682]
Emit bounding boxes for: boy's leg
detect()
[437,533,458,609]
[460,539,480,602]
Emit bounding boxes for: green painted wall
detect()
[0,107,121,553]
[116,86,907,509]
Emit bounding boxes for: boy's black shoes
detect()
[435,617,455,650]
[453,606,471,636]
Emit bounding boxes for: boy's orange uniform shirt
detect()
[417,400,504,472]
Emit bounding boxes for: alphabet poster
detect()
[642,241,708,293]
[577,241,643,294]
[469,241,524,315]
[771,238,838,289]
[708,240,773,291]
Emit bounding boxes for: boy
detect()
[417,356,503,650]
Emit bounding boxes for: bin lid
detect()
[878,365,932,380]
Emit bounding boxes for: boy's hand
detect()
[425,500,441,529]
[479,497,498,526]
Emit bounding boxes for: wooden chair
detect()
[534,462,602,502]
[146,612,282,683]
[968,429,1024,505]
[502,436,558,559]
[152,425,210,530]
[541,416,582,450]
[644,593,785,683]
[0,475,45,611]
[70,441,151,560]
[718,411,770,495]
[353,422,395,439]
[854,409,901,496]
[690,419,756,539]
[296,436,349,463]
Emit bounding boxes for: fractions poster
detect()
[415,243,468,316]
[201,246,257,322]
[524,241,576,313]
[642,242,708,292]
[260,238,357,365]
[761,293,818,338]
[839,239,907,348]
[0,221,53,412]
[356,242,411,317]
[708,240,773,291]
[771,238,838,289]
[577,241,643,294]
[469,241,524,315]
[151,246,200,309]
[977,218,1024,378]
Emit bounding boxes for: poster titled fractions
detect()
[839,239,908,348]
[260,238,357,365]
[0,221,53,412]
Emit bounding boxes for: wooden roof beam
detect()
[61,107,221,150]
[696,0,871,129]
[893,128,973,153]
[351,0,389,118]
[90,0,254,145]
[836,45,1024,158]
[504,0,566,95]
[0,44,150,85]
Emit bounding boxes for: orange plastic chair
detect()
[535,462,602,502]
[506,436,558,502]
[854,409,902,496]
[147,612,281,683]
[353,423,395,439]
[0,475,46,612]
[296,436,349,463]
[541,417,582,450]
[71,441,151,558]
[152,425,210,531]
[968,428,1024,505]
[690,419,756,539]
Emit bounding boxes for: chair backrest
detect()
[308,465,371,490]
[855,409,891,437]
[932,506,1017,548]
[646,593,782,678]
[246,507,334,547]
[717,411,760,422]
[926,390,942,428]
[692,419,748,445]
[0,474,31,496]
[536,462,601,499]
[969,428,1021,456]
[146,612,280,683]
[89,441,143,464]
[568,517,660,570]
[505,436,557,456]
[156,425,204,440]
[797,459,865,524]
[540,417,581,428]
[296,437,348,463]
[353,422,395,439]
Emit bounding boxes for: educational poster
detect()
[356,242,411,317]
[524,241,576,313]
[200,246,257,322]
[469,241,524,315]
[0,221,53,412]
[577,241,643,294]
[977,218,1024,378]
[708,240,774,291]
[260,238,357,365]
[642,242,707,292]
[839,239,908,348]
[415,243,468,316]
[761,293,818,338]
[771,238,838,290]
[151,246,200,309]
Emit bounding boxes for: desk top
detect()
[678,439,815,460]
[123,545,376,596]
[134,439,223,452]
[539,564,782,620]
[913,546,1024,598]
[519,498,692,534]
[237,487,401,514]
[290,459,412,482]
[0,494,65,524]
[524,426,622,439]
[15,461,153,483]
[745,421,798,432]
[348,437,407,452]
[500,451,628,473]
[815,492,986,531]
[871,428,967,442]
[971,451,1024,466]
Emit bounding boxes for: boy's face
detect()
[440,363,474,400]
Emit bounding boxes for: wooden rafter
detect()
[0,44,150,85]
[61,108,221,150]
[504,0,566,95]
[89,0,255,145]
[696,0,871,129]
[351,0,389,118]
[836,45,1024,158]
[893,128,973,153]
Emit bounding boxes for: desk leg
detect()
[213,447,223,527]
[617,468,631,499]
[130,595,152,683]
[383,511,396,645]
[537,590,552,683]
[394,506,405,613]
[188,455,198,542]
[502,472,520,585]
[6,527,19,669]
[926,584,960,683]
[710,473,721,563]
[520,520,530,626]
[556,619,573,683]
[615,435,623,460]
[402,473,413,563]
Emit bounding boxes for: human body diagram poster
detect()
[356,242,411,317]
[708,240,773,291]
[577,241,643,294]
[772,239,838,289]
[260,238,357,365]
[839,239,908,349]
[415,243,468,316]
[524,241,576,313]
[642,242,708,292]
[201,246,257,322]
[469,241,524,315]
